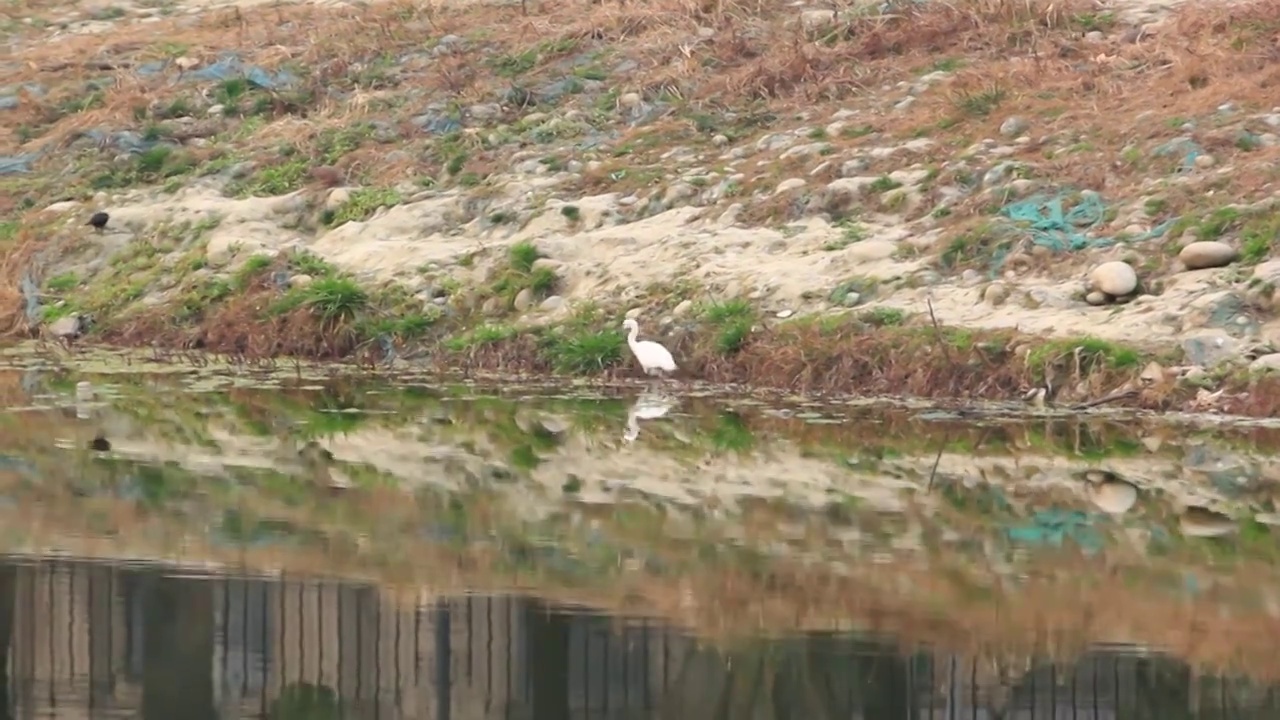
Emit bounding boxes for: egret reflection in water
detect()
[624,391,678,443]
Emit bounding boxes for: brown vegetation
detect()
[3,0,1280,208]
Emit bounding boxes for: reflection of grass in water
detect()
[509,444,541,470]
[270,682,341,720]
[709,411,754,453]
[127,462,200,508]
[301,408,365,438]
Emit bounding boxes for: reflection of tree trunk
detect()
[862,650,908,720]
[527,602,568,720]
[656,644,727,719]
[435,600,450,720]
[1133,655,1192,720]
[0,566,14,720]
[141,577,216,720]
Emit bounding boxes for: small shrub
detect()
[325,187,403,228]
[860,307,907,327]
[702,299,756,355]
[275,276,368,322]
[541,327,624,374]
[508,241,541,273]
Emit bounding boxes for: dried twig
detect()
[926,297,955,368]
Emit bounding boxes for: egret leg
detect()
[644,367,660,391]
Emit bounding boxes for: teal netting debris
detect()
[1000,191,1116,253]
[992,190,1177,274]
[1005,509,1105,555]
[1152,136,1203,174]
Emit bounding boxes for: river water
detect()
[1,362,1279,719]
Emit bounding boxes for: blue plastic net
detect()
[988,189,1177,274]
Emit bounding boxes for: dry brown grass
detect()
[3,0,1275,190]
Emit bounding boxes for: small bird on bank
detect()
[86,211,109,233]
[623,318,677,381]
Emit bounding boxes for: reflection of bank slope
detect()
[6,390,1280,679]
[3,381,1280,568]
[3,556,1280,720]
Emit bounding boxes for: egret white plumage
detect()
[623,391,676,443]
[622,318,677,379]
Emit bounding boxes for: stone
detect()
[325,188,351,210]
[1250,353,1280,373]
[1181,331,1240,368]
[672,299,694,317]
[845,239,897,262]
[1084,291,1108,306]
[47,314,84,339]
[1087,478,1138,515]
[999,116,1029,137]
[1254,259,1280,284]
[774,178,806,194]
[1089,261,1138,297]
[467,103,502,120]
[1179,241,1238,270]
[513,288,535,311]
[1139,361,1166,385]
[982,282,1010,307]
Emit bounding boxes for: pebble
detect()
[325,188,351,210]
[514,288,535,311]
[982,282,1009,306]
[1084,291,1108,306]
[1089,261,1138,297]
[999,116,1029,137]
[1086,478,1137,514]
[47,314,83,338]
[774,178,806,194]
[1249,353,1280,373]
[1178,241,1238,270]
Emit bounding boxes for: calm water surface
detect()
[0,365,1279,719]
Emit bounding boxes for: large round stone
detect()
[1178,240,1238,270]
[1089,261,1138,297]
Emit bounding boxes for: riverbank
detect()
[5,0,1280,413]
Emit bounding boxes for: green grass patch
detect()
[1025,336,1143,383]
[540,326,625,374]
[489,241,560,307]
[859,307,907,327]
[938,221,1015,270]
[273,276,369,322]
[701,298,756,355]
[445,323,520,352]
[322,187,404,228]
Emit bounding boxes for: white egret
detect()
[622,318,677,380]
